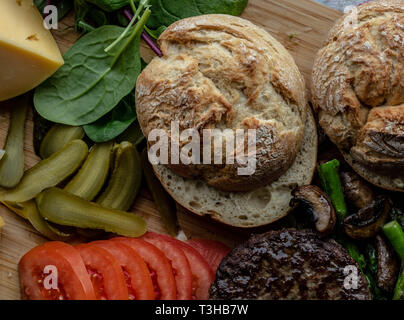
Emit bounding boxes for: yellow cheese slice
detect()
[0,0,64,101]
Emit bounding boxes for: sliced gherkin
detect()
[0,95,28,188]
[0,140,88,203]
[37,187,146,237]
[64,142,113,201]
[97,142,142,211]
[23,200,72,241]
[40,124,85,159]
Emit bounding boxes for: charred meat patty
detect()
[210,229,370,300]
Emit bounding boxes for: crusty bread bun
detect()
[136,14,307,192]
[153,108,317,228]
[312,0,404,191]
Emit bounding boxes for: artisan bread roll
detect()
[312,0,404,191]
[153,108,317,227]
[136,14,307,192]
[136,14,318,227]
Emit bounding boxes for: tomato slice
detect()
[18,241,95,300]
[76,244,129,300]
[185,239,231,273]
[142,232,192,300]
[113,237,177,300]
[161,237,214,300]
[90,240,155,300]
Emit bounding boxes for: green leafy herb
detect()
[83,92,137,142]
[86,0,130,12]
[34,9,151,127]
[34,0,73,20]
[105,0,148,52]
[74,0,110,31]
[116,120,145,146]
[84,57,147,143]
[144,25,166,40]
[146,0,249,29]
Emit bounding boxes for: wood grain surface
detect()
[0,0,341,300]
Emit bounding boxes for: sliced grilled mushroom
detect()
[343,196,390,240]
[291,185,336,235]
[340,171,375,209]
[375,235,399,293]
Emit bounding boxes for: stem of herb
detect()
[123,10,163,57]
[110,8,151,67]
[78,21,96,33]
[129,0,137,13]
[105,0,146,53]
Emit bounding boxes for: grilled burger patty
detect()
[210,229,371,300]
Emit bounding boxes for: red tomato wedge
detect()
[161,237,214,300]
[76,244,129,300]
[186,239,231,273]
[142,232,192,300]
[18,241,95,300]
[90,240,155,300]
[113,237,177,300]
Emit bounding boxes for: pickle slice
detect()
[64,142,113,201]
[0,95,28,188]
[1,201,27,219]
[23,200,71,241]
[0,140,88,203]
[37,187,146,237]
[97,142,142,211]
[40,124,85,159]
[141,149,179,237]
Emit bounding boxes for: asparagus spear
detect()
[318,159,348,221]
[318,160,377,294]
[383,221,404,300]
[383,221,404,258]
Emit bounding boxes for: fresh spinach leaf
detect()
[116,120,145,146]
[74,0,110,31]
[86,0,130,12]
[34,24,144,126]
[34,0,73,20]
[83,57,147,142]
[146,0,248,29]
[83,91,137,142]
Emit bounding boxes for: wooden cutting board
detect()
[0,0,341,300]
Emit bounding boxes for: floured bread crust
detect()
[136,14,307,192]
[152,108,317,228]
[312,0,404,191]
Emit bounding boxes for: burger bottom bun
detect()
[152,108,318,228]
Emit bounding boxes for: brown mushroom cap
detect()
[343,196,390,240]
[291,185,336,235]
[375,235,399,293]
[340,171,375,209]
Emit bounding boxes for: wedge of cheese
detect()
[0,0,64,101]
